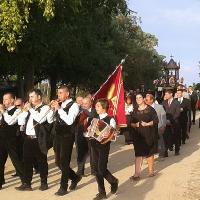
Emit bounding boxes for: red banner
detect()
[93,64,127,127]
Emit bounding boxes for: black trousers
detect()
[180,121,187,144]
[23,137,48,185]
[75,130,89,175]
[191,109,196,123]
[16,134,24,162]
[53,134,78,190]
[0,136,24,185]
[91,140,118,193]
[122,115,133,144]
[121,127,133,144]
[163,124,180,153]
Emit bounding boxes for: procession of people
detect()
[0,84,199,200]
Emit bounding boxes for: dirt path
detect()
[1,117,200,200]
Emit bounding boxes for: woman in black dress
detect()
[130,93,158,180]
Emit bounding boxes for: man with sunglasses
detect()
[10,98,25,177]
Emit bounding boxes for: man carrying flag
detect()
[88,62,126,200]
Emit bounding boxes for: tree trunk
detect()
[17,70,25,99]
[49,72,57,100]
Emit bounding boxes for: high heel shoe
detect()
[129,176,140,181]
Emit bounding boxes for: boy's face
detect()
[95,102,106,115]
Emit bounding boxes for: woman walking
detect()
[130,93,158,180]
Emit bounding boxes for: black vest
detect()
[97,115,111,124]
[0,107,18,138]
[54,101,76,136]
[25,104,52,154]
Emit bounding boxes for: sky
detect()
[128,0,200,86]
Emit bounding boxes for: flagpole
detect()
[120,54,128,65]
[92,55,128,99]
[113,55,128,118]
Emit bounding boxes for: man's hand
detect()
[23,102,32,112]
[50,100,60,111]
[0,104,5,113]
[141,121,149,127]
[131,122,139,128]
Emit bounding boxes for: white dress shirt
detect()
[178,97,183,104]
[151,103,167,129]
[125,103,133,115]
[3,105,21,125]
[56,99,79,125]
[18,103,51,136]
[168,98,173,106]
[99,113,116,129]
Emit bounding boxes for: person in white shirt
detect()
[15,89,52,192]
[145,94,167,159]
[123,95,134,144]
[89,98,119,200]
[0,93,24,190]
[50,85,81,196]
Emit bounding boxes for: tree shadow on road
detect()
[111,126,200,200]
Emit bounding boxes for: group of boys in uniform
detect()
[0,85,118,200]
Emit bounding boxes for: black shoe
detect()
[2,180,5,185]
[15,183,32,191]
[111,179,119,194]
[129,176,140,181]
[169,146,173,151]
[93,192,107,200]
[175,152,180,156]
[39,183,48,191]
[11,173,19,177]
[55,187,68,196]
[0,185,2,190]
[182,141,185,144]
[164,151,168,157]
[76,170,84,177]
[125,141,133,145]
[69,176,81,190]
[91,171,96,176]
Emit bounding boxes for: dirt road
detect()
[1,118,200,200]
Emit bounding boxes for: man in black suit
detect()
[188,86,198,125]
[75,97,96,176]
[176,89,191,145]
[163,89,181,156]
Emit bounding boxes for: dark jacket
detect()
[25,105,52,155]
[190,91,198,110]
[0,107,18,138]
[175,97,191,124]
[162,99,181,125]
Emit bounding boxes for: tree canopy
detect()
[0,0,164,98]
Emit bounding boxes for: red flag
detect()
[93,64,127,127]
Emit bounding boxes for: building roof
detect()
[165,58,180,69]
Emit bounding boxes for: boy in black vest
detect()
[50,85,81,196]
[90,99,119,200]
[15,89,52,191]
[0,93,24,190]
